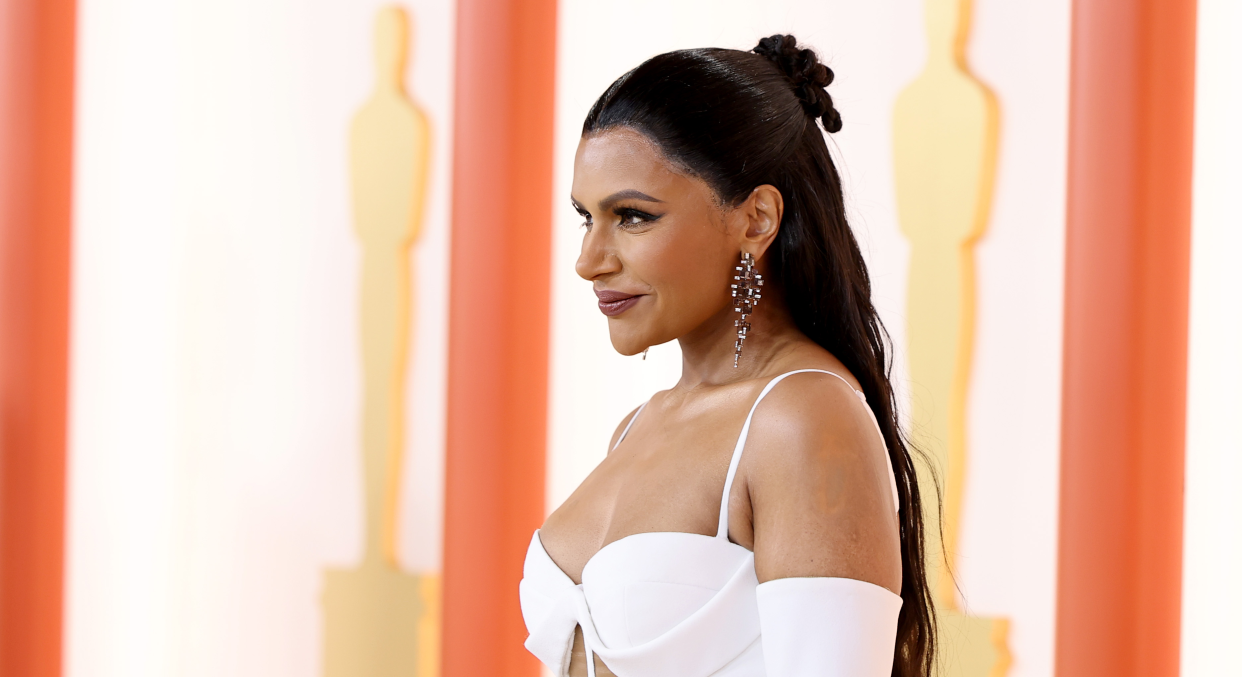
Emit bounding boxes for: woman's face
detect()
[572,128,742,356]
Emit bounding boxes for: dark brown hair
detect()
[582,34,936,677]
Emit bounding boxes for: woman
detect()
[519,35,935,677]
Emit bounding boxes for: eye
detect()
[616,207,660,229]
[575,207,593,231]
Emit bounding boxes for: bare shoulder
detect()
[740,370,901,591]
[742,371,889,505]
[746,370,882,459]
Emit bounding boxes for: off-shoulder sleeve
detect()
[756,577,902,676]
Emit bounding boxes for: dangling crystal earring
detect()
[641,348,649,360]
[731,252,763,368]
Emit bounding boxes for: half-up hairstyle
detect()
[582,35,936,677]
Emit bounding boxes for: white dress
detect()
[520,369,904,677]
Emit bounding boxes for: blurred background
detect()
[0,0,1237,677]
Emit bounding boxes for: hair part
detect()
[583,35,937,677]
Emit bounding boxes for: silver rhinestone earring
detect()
[642,347,649,360]
[731,252,763,368]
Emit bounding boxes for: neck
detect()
[924,0,967,67]
[374,70,404,97]
[674,287,805,389]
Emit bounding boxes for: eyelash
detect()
[616,208,658,229]
[576,208,659,231]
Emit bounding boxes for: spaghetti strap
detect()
[611,400,650,452]
[716,369,898,540]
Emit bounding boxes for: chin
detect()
[607,330,650,357]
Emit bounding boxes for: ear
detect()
[736,185,784,260]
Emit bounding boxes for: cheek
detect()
[632,221,732,316]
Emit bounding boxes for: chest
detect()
[541,391,760,582]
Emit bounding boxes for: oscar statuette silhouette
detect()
[322,7,436,677]
[893,0,1011,674]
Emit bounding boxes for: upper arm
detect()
[744,375,902,593]
[409,109,432,237]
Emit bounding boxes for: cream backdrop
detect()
[66,1,453,675]
[1183,0,1242,673]
[547,2,1069,677]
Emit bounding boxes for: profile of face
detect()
[571,128,783,356]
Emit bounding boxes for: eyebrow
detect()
[571,189,665,213]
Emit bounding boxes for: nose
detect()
[575,225,621,282]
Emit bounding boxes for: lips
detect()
[595,289,644,317]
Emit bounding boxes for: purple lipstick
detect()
[595,289,644,316]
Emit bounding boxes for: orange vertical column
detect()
[1056,1,1197,676]
[0,0,77,676]
[441,0,557,676]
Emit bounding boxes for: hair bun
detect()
[752,34,842,133]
